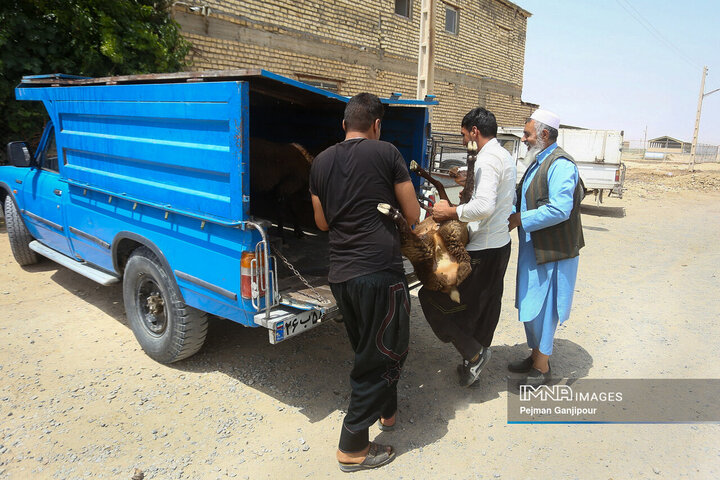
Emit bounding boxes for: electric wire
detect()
[615,0,699,69]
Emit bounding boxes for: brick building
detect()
[172,0,537,133]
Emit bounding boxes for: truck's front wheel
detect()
[123,247,208,363]
[4,196,39,266]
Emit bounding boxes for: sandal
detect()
[338,442,396,472]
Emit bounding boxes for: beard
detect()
[523,140,547,165]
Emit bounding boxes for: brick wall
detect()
[173,0,536,133]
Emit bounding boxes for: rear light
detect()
[241,251,266,299]
[615,168,620,182]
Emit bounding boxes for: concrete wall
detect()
[173,0,536,133]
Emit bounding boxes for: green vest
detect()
[517,146,585,265]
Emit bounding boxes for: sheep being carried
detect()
[378,141,478,303]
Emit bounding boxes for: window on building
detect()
[395,0,411,18]
[445,5,459,34]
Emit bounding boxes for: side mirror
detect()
[6,141,34,168]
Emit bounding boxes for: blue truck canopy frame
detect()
[16,69,437,227]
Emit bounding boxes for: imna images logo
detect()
[519,385,573,401]
[519,384,623,402]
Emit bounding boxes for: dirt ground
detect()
[1,159,719,480]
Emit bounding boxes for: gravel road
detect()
[1,160,719,479]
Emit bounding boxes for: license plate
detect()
[271,308,323,344]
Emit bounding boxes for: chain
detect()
[269,245,331,305]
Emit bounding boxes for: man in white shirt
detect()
[421,107,516,387]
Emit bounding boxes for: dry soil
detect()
[0,159,719,479]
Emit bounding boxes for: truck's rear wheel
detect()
[123,247,207,363]
[4,196,39,266]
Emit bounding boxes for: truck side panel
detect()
[556,129,623,165]
[382,106,431,188]
[18,81,249,224]
[21,81,261,326]
[66,182,262,325]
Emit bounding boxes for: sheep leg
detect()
[287,194,305,238]
[377,202,438,281]
[409,160,452,204]
[377,204,433,260]
[377,203,413,237]
[458,142,479,205]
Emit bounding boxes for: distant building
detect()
[646,136,691,154]
[645,136,719,162]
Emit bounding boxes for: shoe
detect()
[522,365,552,386]
[338,442,396,472]
[457,347,491,387]
[507,356,533,373]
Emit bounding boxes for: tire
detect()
[4,195,39,266]
[123,246,208,363]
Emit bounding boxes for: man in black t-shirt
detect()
[309,93,420,472]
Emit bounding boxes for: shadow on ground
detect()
[36,258,594,455]
[580,204,626,218]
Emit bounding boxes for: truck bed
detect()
[266,222,418,304]
[267,226,330,293]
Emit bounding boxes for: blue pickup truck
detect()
[1,69,434,363]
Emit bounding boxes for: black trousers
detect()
[331,270,410,453]
[418,242,511,361]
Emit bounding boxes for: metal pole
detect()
[689,66,707,172]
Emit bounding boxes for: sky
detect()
[511,0,720,146]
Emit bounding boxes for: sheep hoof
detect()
[409,160,419,171]
[377,203,392,216]
[467,141,478,155]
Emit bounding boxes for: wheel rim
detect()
[136,276,167,336]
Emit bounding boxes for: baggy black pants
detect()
[418,242,511,361]
[330,270,410,452]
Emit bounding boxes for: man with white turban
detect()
[507,109,584,385]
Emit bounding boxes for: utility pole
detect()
[417,0,435,100]
[689,66,720,171]
[689,66,707,172]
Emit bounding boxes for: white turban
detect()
[530,109,560,130]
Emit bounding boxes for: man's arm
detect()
[310,194,329,231]
[433,154,502,222]
[508,212,521,231]
[520,158,578,233]
[394,180,421,227]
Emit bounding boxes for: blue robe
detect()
[515,143,580,355]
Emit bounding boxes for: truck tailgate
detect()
[577,162,624,190]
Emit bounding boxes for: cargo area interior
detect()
[247,86,426,295]
[247,88,343,294]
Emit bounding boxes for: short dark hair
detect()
[461,107,498,138]
[344,93,384,131]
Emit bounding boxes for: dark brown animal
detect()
[250,138,314,239]
[378,142,478,302]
